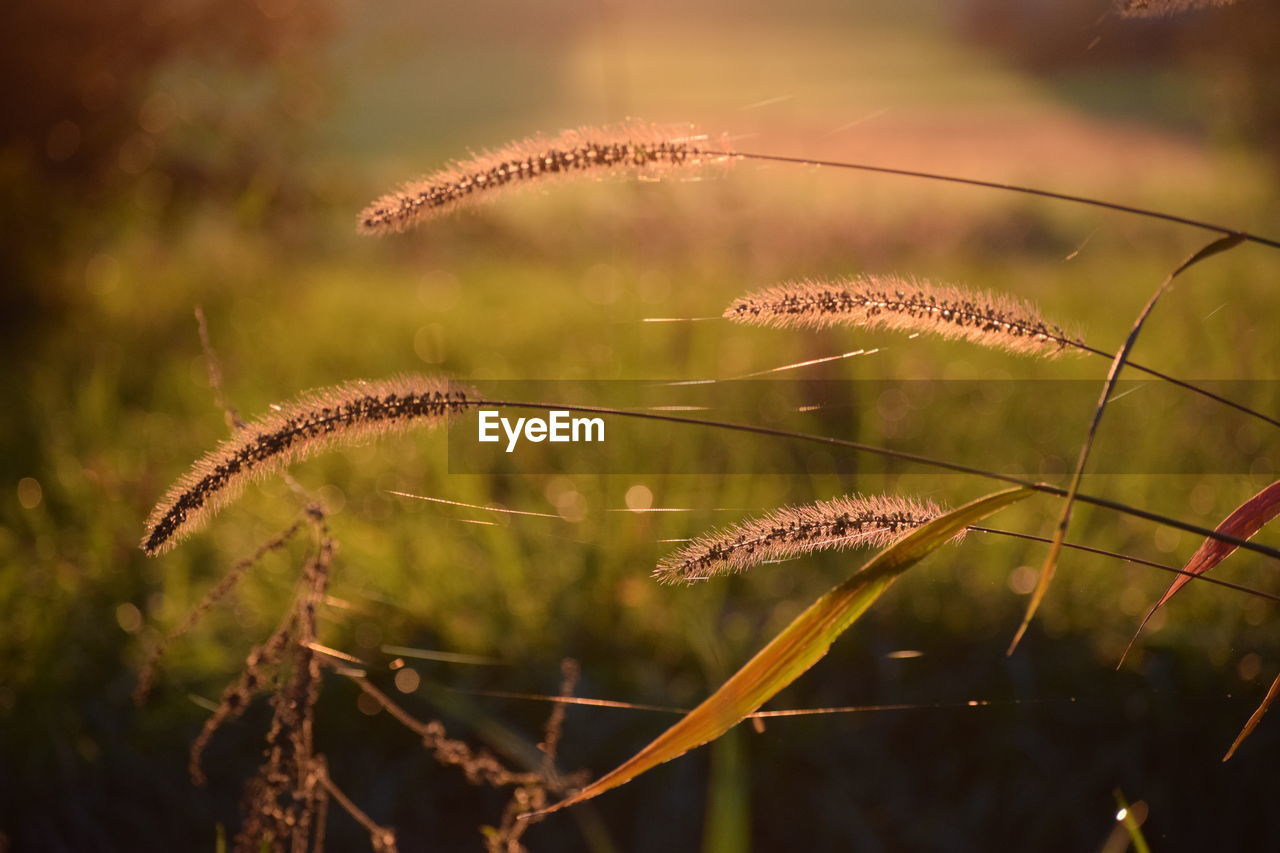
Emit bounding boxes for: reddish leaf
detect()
[1224,671,1280,762]
[1122,480,1280,665]
[1009,232,1246,656]
[1158,480,1280,607]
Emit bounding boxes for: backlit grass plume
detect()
[358,121,729,234]
[142,375,475,556]
[724,274,1280,429]
[724,276,1080,357]
[656,495,953,583]
[1115,0,1237,17]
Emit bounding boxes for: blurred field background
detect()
[3,0,1280,849]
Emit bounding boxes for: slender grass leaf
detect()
[526,486,1033,818]
[1008,233,1246,655]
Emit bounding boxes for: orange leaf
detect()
[523,487,1031,818]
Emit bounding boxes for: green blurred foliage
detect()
[0,0,332,345]
[2,1,1279,850]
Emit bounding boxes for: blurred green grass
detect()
[4,2,1280,850]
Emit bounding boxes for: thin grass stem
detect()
[968,526,1280,604]
[1009,233,1247,653]
[474,398,1280,562]
[726,278,1279,429]
[716,150,1280,251]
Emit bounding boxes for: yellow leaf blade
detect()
[526,486,1033,818]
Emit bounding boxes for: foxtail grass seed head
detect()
[1115,0,1237,17]
[725,276,1081,357]
[357,121,731,234]
[142,375,475,556]
[656,495,953,583]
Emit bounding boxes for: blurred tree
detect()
[1190,3,1280,161]
[954,0,1280,169]
[0,0,333,345]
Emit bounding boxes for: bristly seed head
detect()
[142,375,476,557]
[725,275,1082,357]
[1114,0,1237,18]
[357,121,731,234]
[656,494,954,584]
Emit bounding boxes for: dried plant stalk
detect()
[314,760,398,853]
[725,276,1080,357]
[142,375,475,556]
[345,661,587,853]
[188,620,292,785]
[357,121,729,234]
[351,676,543,788]
[134,515,309,705]
[232,521,336,853]
[187,514,334,787]
[656,495,953,583]
[1116,0,1237,17]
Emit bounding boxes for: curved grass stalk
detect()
[967,526,1280,604]
[358,124,1280,250]
[714,149,1280,251]
[1009,234,1248,653]
[477,398,1280,562]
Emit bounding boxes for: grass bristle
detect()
[656,494,953,583]
[357,121,730,234]
[724,276,1081,357]
[1115,0,1237,17]
[141,375,475,556]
